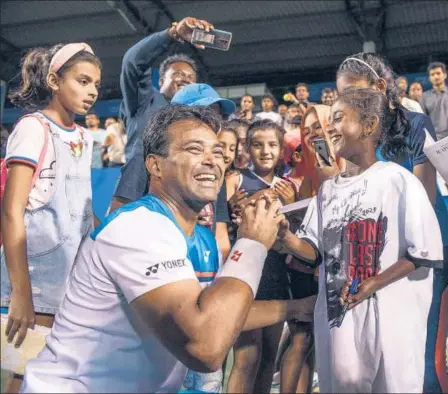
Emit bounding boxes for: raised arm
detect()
[120,29,173,117]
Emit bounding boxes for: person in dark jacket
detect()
[110,16,214,211]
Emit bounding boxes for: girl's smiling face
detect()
[302,110,325,154]
[217,129,237,170]
[248,129,282,174]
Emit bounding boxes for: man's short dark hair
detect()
[296,83,309,91]
[143,105,221,159]
[427,62,446,74]
[396,76,408,83]
[322,87,333,95]
[86,111,99,118]
[159,54,197,79]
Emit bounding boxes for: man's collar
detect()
[433,84,447,93]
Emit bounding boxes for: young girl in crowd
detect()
[226,120,297,394]
[337,52,448,394]
[278,87,443,393]
[0,43,101,391]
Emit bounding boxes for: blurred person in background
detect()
[85,111,107,168]
[409,81,424,102]
[321,87,335,106]
[230,94,256,123]
[256,94,283,125]
[421,62,448,141]
[284,83,314,108]
[104,116,117,129]
[332,88,339,100]
[110,16,214,212]
[103,121,127,167]
[278,104,288,125]
[295,83,312,105]
[0,125,9,159]
[396,76,423,113]
[283,104,302,134]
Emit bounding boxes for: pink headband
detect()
[48,43,94,75]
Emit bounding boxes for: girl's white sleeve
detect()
[5,117,46,169]
[399,171,444,268]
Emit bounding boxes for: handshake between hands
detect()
[232,190,290,251]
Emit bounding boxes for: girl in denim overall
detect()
[0,43,101,392]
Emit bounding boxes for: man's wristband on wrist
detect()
[217,238,267,297]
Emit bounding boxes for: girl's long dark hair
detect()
[9,44,101,112]
[246,119,286,176]
[337,52,410,161]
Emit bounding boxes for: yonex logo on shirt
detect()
[145,264,159,276]
[161,259,186,269]
[146,259,186,276]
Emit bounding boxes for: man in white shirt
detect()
[21,104,285,393]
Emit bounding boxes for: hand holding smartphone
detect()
[191,28,232,51]
[313,138,331,166]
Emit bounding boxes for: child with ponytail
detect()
[0,43,101,390]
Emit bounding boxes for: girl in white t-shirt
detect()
[0,42,101,388]
[277,87,443,393]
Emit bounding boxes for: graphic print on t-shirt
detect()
[67,139,84,157]
[320,181,388,328]
[39,160,56,179]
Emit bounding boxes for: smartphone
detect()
[191,28,232,51]
[313,138,331,166]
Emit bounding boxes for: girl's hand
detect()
[273,180,296,205]
[339,277,379,310]
[315,152,340,182]
[228,189,248,213]
[6,291,35,348]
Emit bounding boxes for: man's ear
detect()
[46,72,59,93]
[375,78,387,94]
[146,154,162,178]
[158,77,164,89]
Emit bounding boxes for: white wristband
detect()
[217,238,268,297]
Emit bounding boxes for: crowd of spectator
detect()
[0,14,447,394]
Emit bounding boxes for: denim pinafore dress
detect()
[1,114,93,315]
